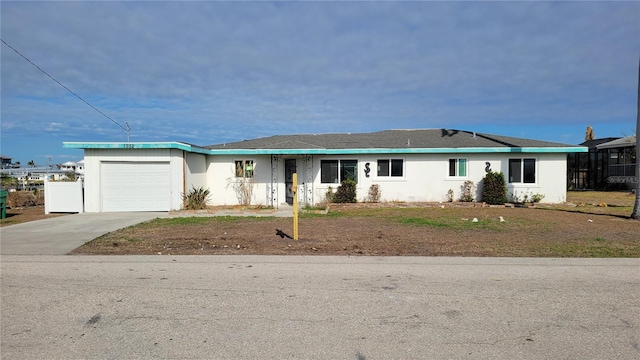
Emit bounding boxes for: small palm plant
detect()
[182,186,211,210]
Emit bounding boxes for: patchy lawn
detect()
[72,191,640,257]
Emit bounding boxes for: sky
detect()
[1,1,639,166]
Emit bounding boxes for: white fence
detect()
[44,178,84,214]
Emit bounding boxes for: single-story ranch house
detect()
[64,129,587,212]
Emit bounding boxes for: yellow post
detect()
[292,173,299,240]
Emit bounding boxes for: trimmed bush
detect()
[481,171,507,205]
[333,179,357,203]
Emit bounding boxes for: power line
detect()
[1,38,131,138]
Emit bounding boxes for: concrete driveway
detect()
[0,212,168,255]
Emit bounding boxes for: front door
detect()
[285,159,297,205]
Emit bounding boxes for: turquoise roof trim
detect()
[64,142,587,155]
[209,147,587,155]
[63,142,211,155]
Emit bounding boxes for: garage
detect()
[101,162,171,212]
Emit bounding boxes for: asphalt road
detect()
[1,255,638,359]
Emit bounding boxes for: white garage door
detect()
[101,162,171,212]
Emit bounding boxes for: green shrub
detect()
[333,179,357,203]
[481,171,507,205]
[182,186,211,210]
[531,193,545,203]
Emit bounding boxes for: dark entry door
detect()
[285,159,297,205]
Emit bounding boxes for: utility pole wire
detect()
[1,38,130,136]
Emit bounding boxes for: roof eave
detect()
[63,142,588,155]
[207,146,589,155]
[63,142,211,154]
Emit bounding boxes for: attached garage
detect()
[101,162,171,212]
[63,143,209,213]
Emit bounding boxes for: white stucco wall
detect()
[310,153,567,204]
[205,154,315,207]
[184,152,207,192]
[205,153,569,206]
[507,153,567,203]
[206,155,273,206]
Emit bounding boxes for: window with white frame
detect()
[448,158,467,177]
[508,158,536,183]
[321,159,358,183]
[377,159,403,177]
[235,160,254,178]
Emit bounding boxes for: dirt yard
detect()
[0,190,66,227]
[0,205,67,227]
[72,191,640,257]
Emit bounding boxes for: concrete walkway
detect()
[169,204,295,218]
[0,212,168,255]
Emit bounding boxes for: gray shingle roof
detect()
[206,129,576,150]
[580,137,620,149]
[596,135,636,149]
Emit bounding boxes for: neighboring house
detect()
[60,161,77,172]
[76,159,85,177]
[597,135,637,189]
[59,160,85,179]
[567,135,637,190]
[0,160,84,191]
[567,137,619,190]
[64,129,586,212]
[0,155,12,169]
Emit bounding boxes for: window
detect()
[321,159,358,183]
[321,160,338,183]
[235,160,254,178]
[448,158,467,177]
[608,148,636,177]
[377,159,403,177]
[509,158,536,183]
[340,160,358,182]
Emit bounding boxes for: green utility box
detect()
[0,189,7,219]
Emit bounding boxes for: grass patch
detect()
[396,216,507,231]
[542,206,634,218]
[398,217,450,227]
[301,210,344,219]
[537,244,639,258]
